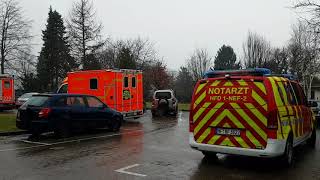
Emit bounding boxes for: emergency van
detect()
[0,74,15,110]
[189,68,316,166]
[57,69,144,119]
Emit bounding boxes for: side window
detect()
[124,77,129,88]
[132,77,136,88]
[66,97,86,107]
[285,82,297,105]
[55,97,66,107]
[291,82,306,105]
[90,78,98,90]
[86,97,104,108]
[4,81,10,89]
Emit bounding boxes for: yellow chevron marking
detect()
[273,77,281,81]
[244,103,267,126]
[194,102,224,135]
[246,131,262,148]
[211,109,245,128]
[237,80,248,86]
[278,82,288,105]
[196,128,211,143]
[193,102,211,122]
[223,122,231,128]
[220,138,234,147]
[252,90,268,111]
[230,103,267,140]
[268,78,284,107]
[196,83,206,95]
[223,81,233,86]
[211,80,221,87]
[254,82,267,95]
[194,91,206,106]
[234,136,249,148]
[207,135,221,145]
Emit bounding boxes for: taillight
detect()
[267,110,279,139]
[267,110,279,129]
[38,108,52,118]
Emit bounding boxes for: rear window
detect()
[25,96,50,107]
[155,92,172,99]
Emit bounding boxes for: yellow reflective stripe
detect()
[208,135,221,145]
[194,91,206,105]
[211,80,220,86]
[268,77,284,106]
[237,80,248,86]
[196,128,211,143]
[254,82,266,95]
[196,83,206,95]
[234,136,249,148]
[252,90,268,111]
[230,103,267,139]
[193,102,211,122]
[223,122,231,128]
[220,138,234,146]
[211,109,245,128]
[294,106,300,137]
[278,82,288,105]
[246,131,262,148]
[273,77,281,81]
[223,81,233,86]
[244,103,267,126]
[194,102,224,135]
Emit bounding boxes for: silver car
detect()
[16,92,39,108]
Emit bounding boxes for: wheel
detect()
[54,120,71,138]
[281,135,294,167]
[110,116,121,132]
[202,151,218,159]
[307,128,316,148]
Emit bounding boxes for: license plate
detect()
[216,128,241,136]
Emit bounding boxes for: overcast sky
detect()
[20,0,297,70]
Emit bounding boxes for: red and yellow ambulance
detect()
[58,69,144,119]
[189,68,316,166]
[0,74,15,110]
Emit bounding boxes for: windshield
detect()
[24,96,50,107]
[19,93,36,99]
[155,92,172,99]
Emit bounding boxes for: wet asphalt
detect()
[1,111,320,180]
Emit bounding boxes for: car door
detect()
[67,96,88,123]
[85,96,114,122]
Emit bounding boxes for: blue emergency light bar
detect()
[203,68,272,78]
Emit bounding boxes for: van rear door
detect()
[191,78,268,149]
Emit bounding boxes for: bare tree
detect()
[243,31,272,68]
[0,0,32,74]
[67,0,104,69]
[287,21,320,98]
[294,0,320,29]
[186,48,213,81]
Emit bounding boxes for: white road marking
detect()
[20,140,51,146]
[0,129,143,153]
[178,112,183,122]
[115,164,146,177]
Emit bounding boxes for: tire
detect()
[307,128,316,148]
[281,135,294,167]
[54,120,71,138]
[202,151,218,159]
[110,116,121,132]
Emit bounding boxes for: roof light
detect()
[203,68,271,78]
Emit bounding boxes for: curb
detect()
[0,130,28,136]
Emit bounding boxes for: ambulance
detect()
[189,68,316,166]
[0,74,15,110]
[57,69,144,119]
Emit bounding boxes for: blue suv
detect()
[16,94,123,137]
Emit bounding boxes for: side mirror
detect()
[308,101,318,107]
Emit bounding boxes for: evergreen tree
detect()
[214,45,240,70]
[37,7,77,92]
[117,47,136,69]
[174,67,194,102]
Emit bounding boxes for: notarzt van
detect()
[189,68,316,166]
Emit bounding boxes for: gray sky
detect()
[20,0,297,70]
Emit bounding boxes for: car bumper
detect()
[189,133,286,158]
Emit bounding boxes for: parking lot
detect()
[0,111,320,180]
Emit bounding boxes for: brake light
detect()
[267,110,279,129]
[38,108,52,118]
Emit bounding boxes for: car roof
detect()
[155,90,173,93]
[34,93,95,98]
